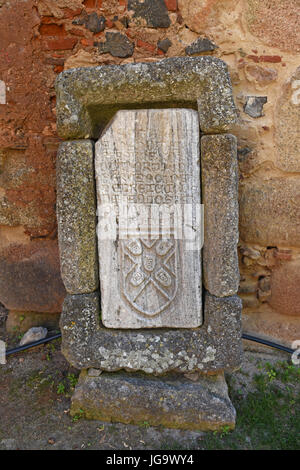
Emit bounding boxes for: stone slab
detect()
[95,109,202,328]
[239,175,300,247]
[71,370,236,431]
[56,140,98,294]
[60,291,242,374]
[55,57,237,139]
[201,134,239,297]
[0,241,66,313]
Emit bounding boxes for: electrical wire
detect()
[3,332,295,357]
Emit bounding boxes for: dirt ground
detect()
[0,308,299,450]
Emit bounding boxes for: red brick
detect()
[68,27,86,37]
[81,38,94,46]
[137,39,156,52]
[83,0,98,7]
[63,7,83,19]
[43,38,78,51]
[54,65,64,73]
[41,16,57,24]
[274,249,292,261]
[105,18,114,28]
[247,55,259,63]
[164,0,177,11]
[259,55,281,63]
[39,24,66,36]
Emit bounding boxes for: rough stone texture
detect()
[0,241,66,313]
[201,134,239,297]
[177,0,236,35]
[55,57,237,139]
[73,12,105,33]
[157,38,172,53]
[97,32,134,58]
[269,260,300,316]
[60,291,242,373]
[95,109,202,328]
[128,0,171,28]
[243,96,267,118]
[56,140,98,294]
[275,67,300,172]
[19,326,48,346]
[246,0,300,52]
[239,176,300,247]
[6,311,60,334]
[185,37,217,55]
[71,370,236,431]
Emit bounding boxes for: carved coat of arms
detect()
[121,238,178,317]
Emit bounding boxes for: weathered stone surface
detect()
[73,12,105,33]
[19,326,47,346]
[60,291,242,373]
[239,176,300,247]
[185,37,217,55]
[55,57,237,139]
[269,260,300,316]
[128,0,170,28]
[157,38,172,53]
[0,241,66,313]
[71,370,236,431]
[246,0,300,52]
[243,96,267,118]
[97,32,134,58]
[56,140,98,294]
[95,109,202,328]
[201,134,239,297]
[275,67,300,172]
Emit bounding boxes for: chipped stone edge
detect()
[55,56,237,139]
[59,290,242,374]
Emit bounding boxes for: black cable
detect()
[6,333,62,356]
[242,333,294,355]
[3,331,295,357]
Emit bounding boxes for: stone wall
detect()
[0,0,299,344]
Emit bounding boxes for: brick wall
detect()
[0,0,299,343]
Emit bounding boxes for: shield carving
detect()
[121,238,178,317]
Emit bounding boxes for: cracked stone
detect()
[128,0,170,28]
[98,32,134,57]
[243,96,267,118]
[185,37,217,55]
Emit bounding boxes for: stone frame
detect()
[56,56,242,374]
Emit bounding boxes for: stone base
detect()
[71,370,236,431]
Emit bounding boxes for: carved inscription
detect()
[95,109,202,328]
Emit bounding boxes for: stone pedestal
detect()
[71,371,236,431]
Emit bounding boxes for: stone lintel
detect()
[56,140,98,294]
[201,134,240,297]
[60,291,242,374]
[71,370,236,431]
[55,57,237,140]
